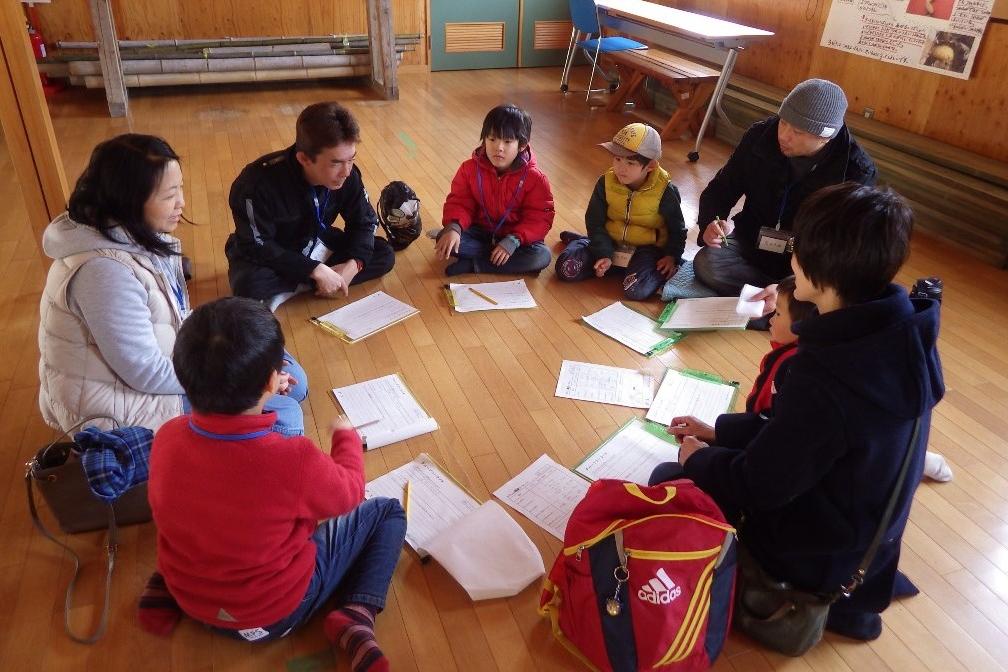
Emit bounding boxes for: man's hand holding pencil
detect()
[702,217,735,248]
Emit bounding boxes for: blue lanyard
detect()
[188,419,271,441]
[312,187,331,234]
[476,165,528,239]
[776,182,793,230]
[167,266,186,314]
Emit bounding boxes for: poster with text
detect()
[820,0,995,79]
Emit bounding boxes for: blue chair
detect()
[561,0,647,100]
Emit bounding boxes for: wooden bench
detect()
[604,47,721,141]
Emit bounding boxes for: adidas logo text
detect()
[638,567,682,605]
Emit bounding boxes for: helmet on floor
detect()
[377,181,421,251]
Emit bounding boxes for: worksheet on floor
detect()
[555,360,654,409]
[494,455,590,540]
[448,280,537,312]
[365,453,480,557]
[581,302,680,356]
[645,369,738,427]
[331,374,438,450]
[574,418,679,484]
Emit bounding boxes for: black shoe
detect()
[181,255,194,281]
[825,609,882,641]
[559,230,586,245]
[893,571,920,598]
[910,277,942,302]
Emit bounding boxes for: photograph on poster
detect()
[920,30,975,72]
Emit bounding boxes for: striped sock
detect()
[138,572,183,636]
[324,604,388,672]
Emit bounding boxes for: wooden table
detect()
[595,0,773,160]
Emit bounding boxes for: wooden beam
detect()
[88,0,128,117]
[366,0,399,100]
[0,0,68,244]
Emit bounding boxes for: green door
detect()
[519,0,572,68]
[430,0,520,71]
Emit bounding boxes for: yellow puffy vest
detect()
[603,165,671,248]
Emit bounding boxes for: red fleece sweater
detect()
[148,411,364,629]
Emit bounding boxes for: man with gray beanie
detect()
[692,78,877,316]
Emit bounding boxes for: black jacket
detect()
[697,118,877,279]
[683,285,944,612]
[225,146,379,282]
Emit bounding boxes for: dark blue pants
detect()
[449,226,551,275]
[555,236,667,300]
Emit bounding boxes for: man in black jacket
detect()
[226,102,395,310]
[694,79,877,307]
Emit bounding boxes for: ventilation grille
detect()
[534,20,572,50]
[445,22,505,52]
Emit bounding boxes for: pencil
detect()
[403,480,412,520]
[354,419,380,431]
[468,287,498,305]
[714,217,728,246]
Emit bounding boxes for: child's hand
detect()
[752,283,778,316]
[329,413,355,434]
[434,228,461,260]
[656,255,677,278]
[594,258,612,276]
[669,415,715,442]
[276,372,297,395]
[678,436,709,465]
[490,244,512,266]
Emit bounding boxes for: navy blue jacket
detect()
[696,118,877,280]
[682,285,944,612]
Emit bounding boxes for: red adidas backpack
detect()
[540,479,737,671]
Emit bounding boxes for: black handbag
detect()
[733,418,922,656]
[24,417,153,644]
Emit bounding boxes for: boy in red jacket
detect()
[146,297,404,672]
[434,104,555,275]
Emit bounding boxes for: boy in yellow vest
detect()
[555,123,686,300]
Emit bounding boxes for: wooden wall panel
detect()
[33,0,428,65]
[655,0,1008,161]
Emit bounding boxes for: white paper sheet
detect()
[659,297,749,330]
[494,455,590,540]
[582,302,672,355]
[736,284,766,318]
[316,291,418,342]
[425,501,545,600]
[448,280,537,312]
[332,374,438,450]
[365,453,480,557]
[574,418,679,484]
[645,369,737,427]
[555,360,653,409]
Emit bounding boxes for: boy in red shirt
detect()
[435,104,555,275]
[147,297,404,672]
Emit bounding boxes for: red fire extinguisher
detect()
[28,23,46,60]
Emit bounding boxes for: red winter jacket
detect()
[442,144,555,246]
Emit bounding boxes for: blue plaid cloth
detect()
[661,259,720,301]
[75,426,153,503]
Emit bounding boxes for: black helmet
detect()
[377,181,421,251]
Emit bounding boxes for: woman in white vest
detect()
[38,134,308,433]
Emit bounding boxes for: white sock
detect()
[923,451,953,482]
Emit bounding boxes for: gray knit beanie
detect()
[778,79,847,139]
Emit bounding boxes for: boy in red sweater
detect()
[434,104,555,275]
[146,297,405,672]
[746,275,815,415]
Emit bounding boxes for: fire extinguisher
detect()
[28,23,47,60]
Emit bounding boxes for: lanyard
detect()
[188,419,271,441]
[476,165,528,239]
[776,182,793,230]
[312,187,331,234]
[168,277,186,314]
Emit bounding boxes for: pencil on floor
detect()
[468,287,498,305]
[403,480,412,520]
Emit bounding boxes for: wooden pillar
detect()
[0,0,68,243]
[366,0,399,100]
[88,0,128,117]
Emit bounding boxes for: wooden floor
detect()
[1,66,1007,671]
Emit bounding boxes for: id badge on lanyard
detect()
[758,182,794,254]
[612,243,636,268]
[308,187,333,262]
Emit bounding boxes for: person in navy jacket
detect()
[653,182,944,642]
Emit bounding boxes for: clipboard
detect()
[309,291,419,344]
[573,417,679,483]
[582,301,685,357]
[329,373,439,450]
[645,368,740,429]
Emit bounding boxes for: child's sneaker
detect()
[559,230,586,245]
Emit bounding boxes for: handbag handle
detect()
[25,415,123,644]
[837,417,922,599]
